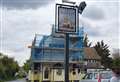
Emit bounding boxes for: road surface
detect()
[6,79,26,82]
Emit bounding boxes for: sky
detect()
[0,0,120,66]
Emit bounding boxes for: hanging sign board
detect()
[55,4,78,33]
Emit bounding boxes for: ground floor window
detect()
[56,69,62,75]
[34,80,39,82]
[44,68,49,79]
[73,80,79,82]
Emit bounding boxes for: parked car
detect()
[81,71,112,82]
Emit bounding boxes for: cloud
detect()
[0,0,119,66]
[83,6,105,20]
[1,0,54,9]
[81,0,119,20]
[0,3,55,66]
[79,1,119,50]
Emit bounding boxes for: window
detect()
[34,63,40,70]
[78,69,80,73]
[34,80,39,82]
[34,71,38,74]
[56,69,62,75]
[73,80,79,82]
[72,69,76,75]
[73,71,76,75]
[44,68,49,79]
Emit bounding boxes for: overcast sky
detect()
[0,0,120,66]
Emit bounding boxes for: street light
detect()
[55,1,86,82]
[78,1,87,14]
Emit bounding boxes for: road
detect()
[6,78,26,82]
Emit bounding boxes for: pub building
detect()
[28,26,101,82]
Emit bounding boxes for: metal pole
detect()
[64,33,69,82]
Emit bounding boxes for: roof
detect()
[84,47,101,60]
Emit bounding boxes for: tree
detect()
[0,52,19,81]
[111,58,120,68]
[23,59,30,73]
[94,40,112,68]
[83,34,92,47]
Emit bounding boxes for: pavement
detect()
[6,78,26,82]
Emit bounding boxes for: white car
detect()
[81,72,112,82]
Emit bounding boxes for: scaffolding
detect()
[28,27,85,82]
[31,27,84,63]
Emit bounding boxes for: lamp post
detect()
[64,33,69,82]
[55,1,86,82]
[78,1,87,14]
[63,1,86,82]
